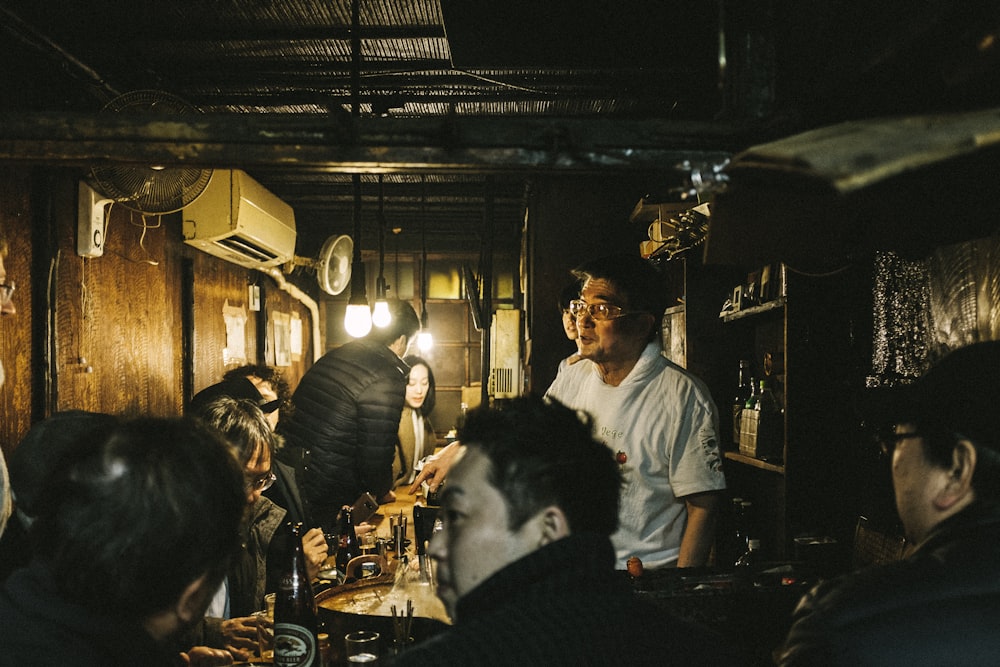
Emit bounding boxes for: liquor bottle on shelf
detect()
[739,380,759,456]
[335,505,360,574]
[743,378,759,411]
[732,360,752,446]
[274,521,318,667]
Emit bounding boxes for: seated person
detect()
[395,394,740,666]
[393,355,438,487]
[0,416,247,666]
[778,341,1000,666]
[187,395,326,660]
[192,376,314,535]
[221,364,292,431]
[0,411,118,583]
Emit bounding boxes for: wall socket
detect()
[77,182,113,258]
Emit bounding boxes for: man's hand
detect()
[217,616,259,660]
[408,442,463,494]
[302,527,329,581]
[180,646,235,666]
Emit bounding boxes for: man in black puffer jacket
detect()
[278,299,419,533]
[779,341,1000,666]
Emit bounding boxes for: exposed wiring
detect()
[130,211,160,266]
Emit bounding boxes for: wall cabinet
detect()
[717,263,874,562]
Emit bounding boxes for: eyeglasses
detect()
[245,471,276,493]
[568,299,643,321]
[0,281,14,306]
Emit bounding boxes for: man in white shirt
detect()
[546,253,726,569]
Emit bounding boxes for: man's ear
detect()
[144,572,214,641]
[537,505,571,546]
[175,573,212,624]
[935,439,977,510]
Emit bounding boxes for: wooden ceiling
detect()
[1,0,998,263]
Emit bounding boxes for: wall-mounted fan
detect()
[89,90,213,214]
[286,234,353,296]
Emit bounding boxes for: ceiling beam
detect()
[0,112,742,173]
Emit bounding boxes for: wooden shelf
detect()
[724,450,785,474]
[721,296,787,322]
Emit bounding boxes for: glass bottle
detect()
[743,377,759,410]
[732,360,752,446]
[735,538,761,573]
[335,505,360,574]
[730,497,746,562]
[274,521,318,667]
[317,632,332,667]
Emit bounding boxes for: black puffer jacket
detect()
[278,340,408,531]
[778,502,1000,666]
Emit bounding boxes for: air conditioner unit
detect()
[182,169,296,269]
[489,309,523,399]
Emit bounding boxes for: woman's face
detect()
[406,363,431,410]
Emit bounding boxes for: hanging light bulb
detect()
[345,260,372,338]
[371,276,391,328]
[344,173,371,337]
[344,18,370,339]
[417,308,433,352]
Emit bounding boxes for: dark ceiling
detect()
[1,0,999,265]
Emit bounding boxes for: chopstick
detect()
[391,599,415,642]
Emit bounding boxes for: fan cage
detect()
[89,90,213,214]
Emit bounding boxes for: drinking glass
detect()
[345,630,380,664]
[252,610,273,661]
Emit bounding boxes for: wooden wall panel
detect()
[54,192,184,417]
[0,166,317,460]
[0,167,35,456]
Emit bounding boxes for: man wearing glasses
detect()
[184,394,326,661]
[779,341,1000,665]
[546,253,726,570]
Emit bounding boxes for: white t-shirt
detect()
[546,342,726,568]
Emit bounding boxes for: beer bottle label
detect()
[274,623,317,667]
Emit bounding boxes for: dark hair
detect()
[223,364,292,414]
[9,410,118,517]
[870,341,1000,505]
[30,417,245,620]
[193,395,276,467]
[458,394,621,535]
[366,299,421,346]
[403,354,437,415]
[558,280,582,312]
[572,254,669,342]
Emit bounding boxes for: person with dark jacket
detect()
[185,394,326,660]
[395,395,740,667]
[0,417,246,667]
[778,341,1000,666]
[278,299,420,533]
[0,411,117,583]
[190,375,318,592]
